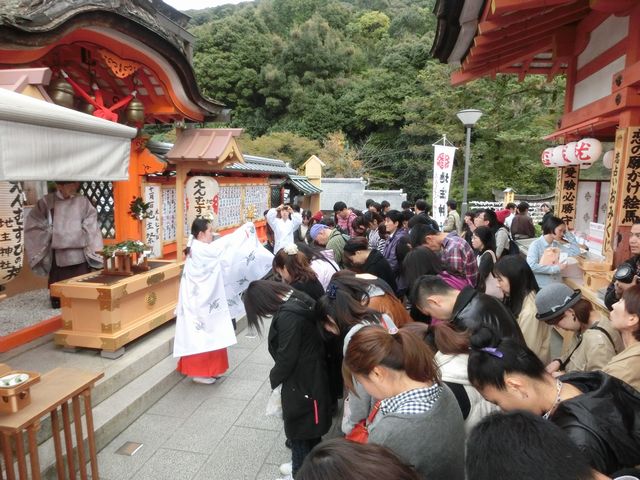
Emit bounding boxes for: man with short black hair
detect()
[333,201,358,237]
[510,201,535,239]
[443,199,462,234]
[466,411,597,480]
[504,202,517,230]
[411,275,523,341]
[412,199,439,231]
[412,226,477,287]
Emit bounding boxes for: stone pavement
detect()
[97,327,296,480]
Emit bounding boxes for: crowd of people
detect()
[178,198,640,480]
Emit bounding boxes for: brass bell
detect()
[125,97,145,125]
[48,77,75,109]
[82,95,96,115]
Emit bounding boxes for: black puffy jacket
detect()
[451,286,525,344]
[553,371,640,475]
[268,291,332,440]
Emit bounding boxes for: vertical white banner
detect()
[432,144,457,227]
[143,184,162,258]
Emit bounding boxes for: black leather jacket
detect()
[451,286,525,344]
[554,371,640,475]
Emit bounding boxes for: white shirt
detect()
[266,208,302,254]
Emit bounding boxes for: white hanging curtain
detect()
[0,88,137,181]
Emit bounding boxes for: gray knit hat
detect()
[535,284,582,322]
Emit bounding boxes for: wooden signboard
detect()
[557,166,579,230]
[603,128,629,254]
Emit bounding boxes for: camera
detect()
[613,264,637,284]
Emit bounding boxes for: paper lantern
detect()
[0,181,24,285]
[552,145,565,167]
[574,138,602,164]
[564,142,578,164]
[602,150,614,169]
[185,176,220,231]
[541,147,555,167]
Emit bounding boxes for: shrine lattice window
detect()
[80,181,115,239]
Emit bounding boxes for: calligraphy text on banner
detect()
[432,145,457,227]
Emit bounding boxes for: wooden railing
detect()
[0,368,103,479]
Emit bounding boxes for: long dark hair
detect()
[184,218,211,255]
[467,326,546,391]
[622,284,640,341]
[296,242,338,270]
[243,280,292,335]
[402,247,444,300]
[472,226,495,253]
[494,255,539,317]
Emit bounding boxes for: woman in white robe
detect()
[174,219,273,384]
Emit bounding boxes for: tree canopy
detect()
[179,0,564,201]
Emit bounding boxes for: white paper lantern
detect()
[185,176,220,231]
[552,145,565,167]
[602,149,614,169]
[541,147,555,167]
[564,141,578,164]
[574,138,602,164]
[0,181,24,285]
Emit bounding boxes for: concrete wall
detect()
[320,178,407,211]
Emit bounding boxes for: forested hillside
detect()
[173,0,565,200]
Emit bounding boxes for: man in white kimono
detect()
[25,182,103,308]
[173,220,273,384]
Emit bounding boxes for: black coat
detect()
[451,286,525,344]
[554,371,640,475]
[291,278,325,301]
[268,291,332,440]
[363,249,397,293]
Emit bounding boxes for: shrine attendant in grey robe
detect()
[25,182,103,308]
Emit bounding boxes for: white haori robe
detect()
[173,222,274,357]
[266,208,302,254]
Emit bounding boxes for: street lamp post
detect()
[456,109,483,215]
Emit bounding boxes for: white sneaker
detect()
[191,376,216,384]
[279,462,292,475]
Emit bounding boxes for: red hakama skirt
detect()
[177,349,229,377]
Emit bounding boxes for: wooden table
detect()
[0,368,103,480]
[51,260,183,357]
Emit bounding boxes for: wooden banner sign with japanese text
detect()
[619,127,640,226]
[603,128,629,254]
[143,184,162,258]
[0,182,23,284]
[185,176,220,231]
[432,144,457,227]
[557,166,579,230]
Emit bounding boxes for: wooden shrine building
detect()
[432,0,640,268]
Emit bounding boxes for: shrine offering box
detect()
[0,371,41,414]
[51,260,183,353]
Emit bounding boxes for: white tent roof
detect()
[0,88,137,181]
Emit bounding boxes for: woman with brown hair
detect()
[343,325,465,480]
[273,244,324,301]
[604,284,640,390]
[296,438,421,480]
